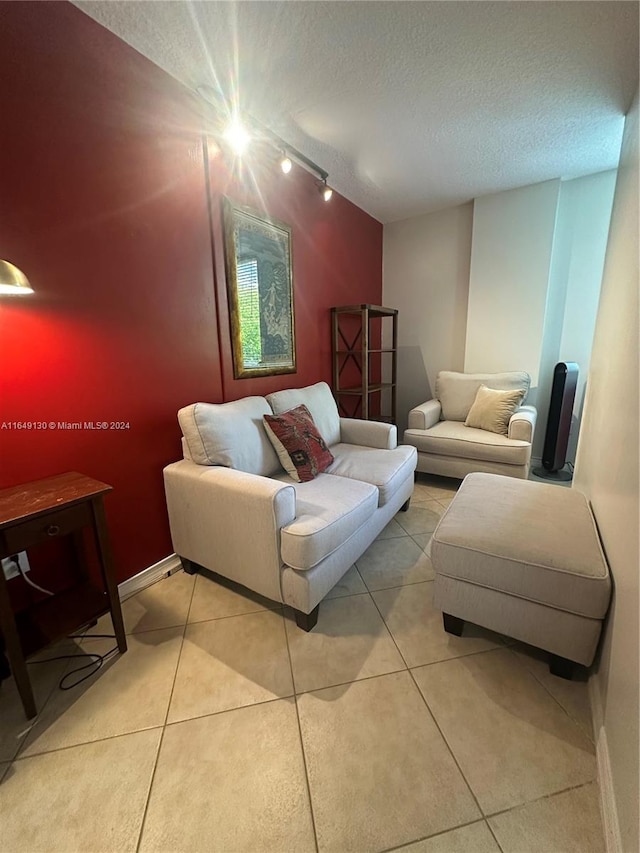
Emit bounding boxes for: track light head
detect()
[320,180,333,202]
[224,118,250,155]
[280,153,292,174]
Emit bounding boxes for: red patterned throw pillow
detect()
[263,404,334,483]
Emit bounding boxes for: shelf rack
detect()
[331,304,398,424]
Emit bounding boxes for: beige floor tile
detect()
[411,481,441,503]
[414,476,462,500]
[297,671,480,852]
[413,649,596,814]
[398,820,500,852]
[167,609,292,722]
[187,570,276,622]
[436,496,454,509]
[488,782,605,852]
[140,699,315,853]
[120,570,194,633]
[1,728,161,852]
[286,594,405,693]
[376,518,409,540]
[21,627,182,756]
[512,644,594,741]
[0,639,79,762]
[396,500,444,535]
[357,536,435,591]
[373,583,504,668]
[325,564,367,598]
[411,533,433,554]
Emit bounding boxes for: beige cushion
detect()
[178,398,280,476]
[267,382,341,447]
[404,421,531,466]
[276,473,378,570]
[435,371,530,422]
[431,473,611,619]
[465,385,525,436]
[327,443,417,506]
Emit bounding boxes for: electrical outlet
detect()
[2,551,31,580]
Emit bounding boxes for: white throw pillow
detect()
[465,385,525,436]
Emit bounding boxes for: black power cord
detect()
[27,633,119,690]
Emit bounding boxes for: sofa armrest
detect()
[163,460,296,603]
[407,399,441,431]
[508,405,537,443]
[339,417,397,449]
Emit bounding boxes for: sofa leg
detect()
[399,498,411,512]
[549,654,575,680]
[181,557,198,576]
[294,605,320,632]
[442,612,465,636]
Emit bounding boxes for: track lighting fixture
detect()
[223,118,250,155]
[320,180,333,202]
[197,85,332,195]
[280,153,292,174]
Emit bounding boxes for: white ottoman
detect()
[430,472,612,678]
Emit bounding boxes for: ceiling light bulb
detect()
[280,155,292,174]
[322,184,333,202]
[224,119,250,155]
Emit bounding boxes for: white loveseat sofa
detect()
[163,382,417,630]
[404,371,537,480]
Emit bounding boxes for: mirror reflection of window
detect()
[237,257,261,366]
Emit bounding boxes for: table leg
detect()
[0,579,36,718]
[90,497,127,655]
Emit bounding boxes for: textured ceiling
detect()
[73,1,639,223]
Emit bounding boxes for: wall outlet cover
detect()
[2,552,31,581]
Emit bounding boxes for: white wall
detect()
[537,171,617,461]
[574,91,639,852]
[464,179,560,405]
[383,203,473,434]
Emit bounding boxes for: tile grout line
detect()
[134,574,198,853]
[406,665,488,820]
[379,816,489,852]
[370,579,494,851]
[185,603,283,626]
[9,724,166,764]
[282,611,320,853]
[368,588,412,670]
[406,643,511,671]
[484,817,505,853]
[483,779,600,821]
[505,646,595,743]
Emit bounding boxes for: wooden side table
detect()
[0,472,127,719]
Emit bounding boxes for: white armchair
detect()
[404,371,537,479]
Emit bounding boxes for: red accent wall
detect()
[0,2,382,584]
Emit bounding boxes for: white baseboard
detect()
[589,676,623,853]
[118,553,182,601]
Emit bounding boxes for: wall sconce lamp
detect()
[0,260,34,296]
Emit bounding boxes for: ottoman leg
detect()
[443,613,465,636]
[549,654,575,680]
